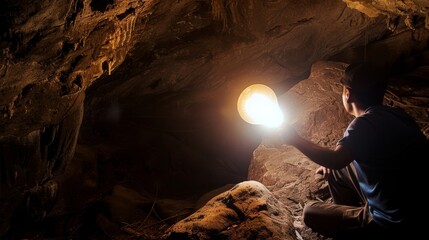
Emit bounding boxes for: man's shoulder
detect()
[365,105,412,121]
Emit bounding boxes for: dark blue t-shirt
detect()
[338,105,427,228]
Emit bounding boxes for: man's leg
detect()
[303,201,370,237]
[328,164,365,206]
[303,163,371,237]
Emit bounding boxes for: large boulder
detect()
[248,61,350,206]
[162,180,295,240]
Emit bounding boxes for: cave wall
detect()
[344,0,429,30]
[1,0,429,238]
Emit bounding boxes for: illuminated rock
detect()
[163,180,295,240]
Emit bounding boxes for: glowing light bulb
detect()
[237,84,284,128]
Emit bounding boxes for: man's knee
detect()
[302,201,320,229]
[302,201,346,237]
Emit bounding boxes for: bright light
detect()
[237,84,284,128]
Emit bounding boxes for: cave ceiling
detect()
[1,0,428,136]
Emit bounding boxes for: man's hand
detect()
[316,166,331,179]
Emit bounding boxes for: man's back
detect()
[339,105,427,228]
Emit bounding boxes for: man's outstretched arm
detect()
[269,126,354,169]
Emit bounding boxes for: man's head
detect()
[340,63,387,109]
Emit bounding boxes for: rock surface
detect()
[248,61,350,204]
[162,180,295,240]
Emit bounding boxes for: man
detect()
[277,63,427,239]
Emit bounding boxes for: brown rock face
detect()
[0,0,146,135]
[343,0,429,30]
[162,180,295,240]
[248,62,350,233]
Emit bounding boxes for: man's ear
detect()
[345,88,352,103]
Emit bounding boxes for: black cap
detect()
[340,63,387,92]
